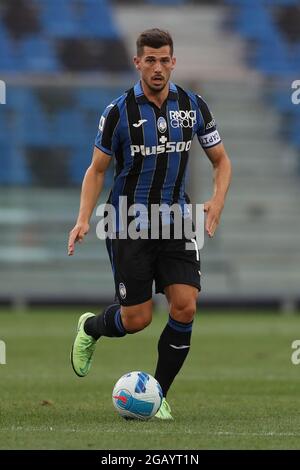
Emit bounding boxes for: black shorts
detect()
[105,233,201,306]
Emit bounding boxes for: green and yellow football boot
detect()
[71,312,97,377]
[155,398,173,420]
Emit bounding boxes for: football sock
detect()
[84,304,127,340]
[154,315,193,397]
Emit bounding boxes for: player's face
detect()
[134,46,176,93]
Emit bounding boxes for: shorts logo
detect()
[169,110,196,128]
[119,283,127,299]
[99,115,105,132]
[157,116,167,133]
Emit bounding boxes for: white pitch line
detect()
[1,427,300,437]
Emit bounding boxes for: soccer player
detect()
[68,29,231,420]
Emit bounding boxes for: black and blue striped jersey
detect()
[95,80,221,210]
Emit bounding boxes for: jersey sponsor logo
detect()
[205,118,216,130]
[119,282,127,299]
[169,110,196,128]
[199,130,221,148]
[99,115,105,132]
[130,140,192,157]
[133,119,148,128]
[157,116,167,133]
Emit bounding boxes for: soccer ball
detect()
[112,371,163,420]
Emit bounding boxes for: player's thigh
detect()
[154,237,201,307]
[165,284,198,323]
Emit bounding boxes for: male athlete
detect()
[68,29,231,420]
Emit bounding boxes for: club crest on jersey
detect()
[119,283,127,299]
[157,116,167,134]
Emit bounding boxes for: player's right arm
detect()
[68,147,111,256]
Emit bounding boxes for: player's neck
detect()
[141,80,169,109]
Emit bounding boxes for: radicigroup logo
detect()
[0,79,6,104]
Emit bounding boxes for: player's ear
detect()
[171,56,176,70]
[133,56,140,70]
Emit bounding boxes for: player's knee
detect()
[123,314,152,333]
[171,300,196,323]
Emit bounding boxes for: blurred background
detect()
[0,0,299,311]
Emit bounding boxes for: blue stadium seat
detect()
[290,117,300,148]
[53,110,87,146]
[234,4,278,41]
[80,0,119,38]
[69,147,91,184]
[10,147,32,184]
[77,88,121,111]
[18,94,52,146]
[0,143,12,183]
[0,27,18,71]
[39,0,80,37]
[77,89,104,110]
[0,98,30,184]
[272,90,298,114]
[254,38,296,76]
[20,37,60,72]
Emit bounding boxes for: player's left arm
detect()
[203,142,232,238]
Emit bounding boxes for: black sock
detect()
[154,315,193,398]
[84,304,127,340]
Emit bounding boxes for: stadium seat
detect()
[254,39,296,76]
[69,147,91,184]
[234,4,277,41]
[19,95,52,146]
[20,37,60,72]
[0,144,31,184]
[80,0,119,39]
[290,116,300,148]
[53,110,87,146]
[39,0,80,37]
[0,27,18,71]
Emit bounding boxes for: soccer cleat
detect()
[155,398,173,420]
[71,312,97,377]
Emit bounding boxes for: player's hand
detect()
[204,198,224,238]
[68,222,90,256]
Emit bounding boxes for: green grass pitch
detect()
[0,308,300,450]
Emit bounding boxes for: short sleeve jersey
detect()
[95,81,222,209]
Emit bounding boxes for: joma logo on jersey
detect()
[130,140,192,157]
[169,110,196,128]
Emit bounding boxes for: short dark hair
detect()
[136,28,173,57]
